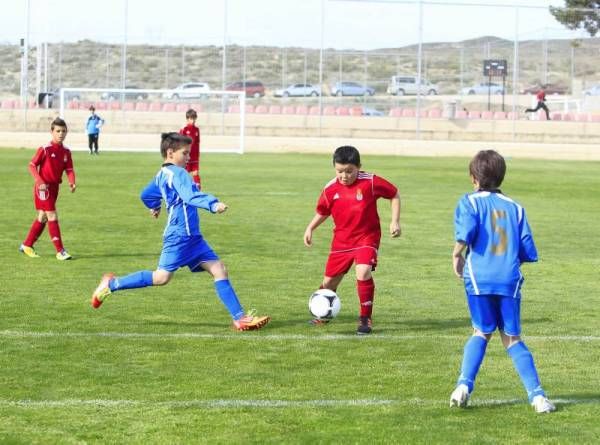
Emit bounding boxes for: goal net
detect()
[57,88,246,154]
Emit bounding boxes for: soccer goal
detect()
[58,88,246,154]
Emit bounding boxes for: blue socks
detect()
[109,270,154,291]
[507,341,545,401]
[457,335,488,393]
[214,279,245,320]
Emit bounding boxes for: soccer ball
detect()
[309,289,341,319]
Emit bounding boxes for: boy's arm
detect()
[28,148,45,187]
[65,150,76,192]
[519,210,538,263]
[140,178,163,212]
[303,213,328,247]
[452,241,467,278]
[389,193,401,237]
[173,168,219,212]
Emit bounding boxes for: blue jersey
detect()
[454,190,537,297]
[140,163,219,239]
[86,115,104,135]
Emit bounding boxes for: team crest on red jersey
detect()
[356,189,363,201]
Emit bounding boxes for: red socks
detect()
[357,278,375,317]
[23,220,46,248]
[47,220,64,252]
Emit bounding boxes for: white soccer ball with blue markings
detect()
[309,289,341,319]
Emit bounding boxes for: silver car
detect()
[583,84,600,96]
[274,83,321,97]
[461,82,504,95]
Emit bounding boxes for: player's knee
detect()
[473,329,492,341]
[210,261,228,280]
[152,271,172,286]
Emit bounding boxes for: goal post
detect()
[58,88,246,154]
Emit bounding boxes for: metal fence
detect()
[2,0,599,137]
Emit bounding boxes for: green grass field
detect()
[0,148,599,444]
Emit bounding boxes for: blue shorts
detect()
[158,235,219,273]
[466,293,521,336]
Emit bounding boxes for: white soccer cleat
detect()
[449,384,470,408]
[531,395,556,414]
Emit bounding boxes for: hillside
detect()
[1,36,599,96]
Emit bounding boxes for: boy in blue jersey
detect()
[450,150,555,413]
[90,132,270,331]
[86,106,104,155]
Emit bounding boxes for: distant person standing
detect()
[86,106,105,154]
[179,108,201,187]
[525,87,550,121]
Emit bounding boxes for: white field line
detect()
[0,330,599,342]
[0,397,598,410]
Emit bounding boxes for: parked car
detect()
[330,82,375,97]
[162,82,210,99]
[100,86,148,101]
[521,83,568,95]
[225,81,265,98]
[274,83,321,97]
[387,76,438,96]
[583,84,600,96]
[361,107,384,116]
[461,82,504,95]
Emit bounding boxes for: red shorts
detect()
[324,246,378,277]
[33,183,59,211]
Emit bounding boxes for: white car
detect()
[162,82,211,99]
[583,84,600,96]
[274,83,321,97]
[461,82,504,95]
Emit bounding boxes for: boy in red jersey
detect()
[20,118,76,260]
[179,108,201,186]
[303,145,401,334]
[525,87,550,120]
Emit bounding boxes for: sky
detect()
[1,0,582,50]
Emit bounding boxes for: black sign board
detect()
[483,59,507,77]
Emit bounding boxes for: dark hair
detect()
[333,145,361,167]
[51,117,68,131]
[160,132,192,158]
[469,150,506,190]
[185,109,197,119]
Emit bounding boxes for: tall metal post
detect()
[415,0,423,139]
[512,7,519,137]
[318,0,325,135]
[121,0,128,93]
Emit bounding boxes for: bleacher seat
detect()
[244,105,255,114]
[349,106,362,116]
[149,102,162,112]
[493,111,506,120]
[282,106,296,115]
[122,102,135,111]
[295,105,309,115]
[228,105,240,113]
[590,114,600,122]
[67,101,78,110]
[190,104,203,113]
[468,111,481,119]
[268,105,281,114]
[323,106,336,115]
[176,103,189,112]
[418,109,428,118]
[135,102,149,112]
[562,112,574,121]
[336,107,349,116]
[455,110,468,119]
[1,99,15,109]
[575,113,589,122]
[401,108,415,118]
[95,102,107,110]
[255,105,268,114]
[309,106,321,115]
[162,103,176,112]
[481,111,493,120]
[428,108,442,118]
[389,107,402,117]
[109,101,121,111]
[550,112,562,121]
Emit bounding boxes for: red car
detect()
[225,81,265,98]
[521,83,568,95]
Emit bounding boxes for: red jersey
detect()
[179,124,200,170]
[536,90,546,102]
[316,172,398,251]
[29,142,75,185]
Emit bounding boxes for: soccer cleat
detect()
[56,250,72,261]
[20,244,40,258]
[91,273,115,309]
[450,384,470,408]
[531,395,556,414]
[309,318,331,326]
[356,316,372,335]
[232,311,271,331]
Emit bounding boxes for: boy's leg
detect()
[506,339,546,401]
[91,270,157,308]
[456,334,489,393]
[88,135,93,154]
[22,218,46,254]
